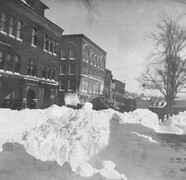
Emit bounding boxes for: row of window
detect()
[0,51,56,80]
[61,49,104,69]
[61,50,75,60]
[0,12,23,40]
[43,34,58,56]
[0,51,21,73]
[83,47,105,69]
[42,64,56,80]
[80,77,103,95]
[82,64,104,81]
[60,64,76,75]
[59,79,76,91]
[0,12,58,56]
[27,60,56,80]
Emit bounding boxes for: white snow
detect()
[131,132,159,144]
[64,93,80,106]
[119,109,186,135]
[0,105,186,179]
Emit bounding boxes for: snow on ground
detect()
[0,105,186,180]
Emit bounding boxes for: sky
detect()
[42,0,186,95]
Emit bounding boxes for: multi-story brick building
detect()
[104,68,112,102]
[111,79,125,109]
[0,0,63,109]
[58,34,106,105]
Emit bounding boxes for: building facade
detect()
[111,79,125,110]
[58,34,106,105]
[0,0,63,109]
[104,68,112,102]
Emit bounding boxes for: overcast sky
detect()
[42,0,186,95]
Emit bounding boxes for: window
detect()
[9,17,14,37]
[83,45,89,62]
[14,55,21,73]
[97,57,100,68]
[51,67,56,80]
[68,79,76,91]
[59,80,65,90]
[27,60,37,76]
[31,28,37,46]
[52,41,55,54]
[44,35,49,51]
[69,50,75,60]
[17,20,23,40]
[6,53,12,71]
[94,55,97,67]
[0,51,5,69]
[69,64,75,74]
[90,53,94,65]
[49,38,53,53]
[61,50,66,60]
[53,41,57,55]
[47,65,51,79]
[48,38,51,52]
[42,64,47,78]
[0,13,6,33]
[50,38,54,53]
[60,65,66,74]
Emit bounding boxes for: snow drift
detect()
[0,104,186,180]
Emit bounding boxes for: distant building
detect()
[123,98,136,112]
[111,79,125,110]
[104,68,112,102]
[58,34,106,105]
[0,0,63,109]
[136,97,151,109]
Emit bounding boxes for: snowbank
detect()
[120,109,158,130]
[0,105,186,179]
[119,109,186,135]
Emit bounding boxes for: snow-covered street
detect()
[0,104,186,180]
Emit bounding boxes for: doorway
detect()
[26,89,36,109]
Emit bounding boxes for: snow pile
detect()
[0,108,47,151]
[119,109,186,135]
[18,104,124,178]
[1,106,186,179]
[158,111,186,134]
[64,93,80,106]
[120,109,158,130]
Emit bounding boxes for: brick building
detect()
[0,0,63,109]
[58,34,106,105]
[104,68,112,102]
[111,79,125,110]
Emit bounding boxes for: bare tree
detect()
[139,15,186,119]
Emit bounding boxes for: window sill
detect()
[31,44,37,48]
[9,34,15,39]
[14,72,20,75]
[0,31,7,35]
[59,89,65,91]
[60,58,66,60]
[70,58,75,60]
[16,38,23,42]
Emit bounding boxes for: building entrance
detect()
[26,89,36,109]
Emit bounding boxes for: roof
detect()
[62,34,107,54]
[18,0,63,35]
[36,0,49,9]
